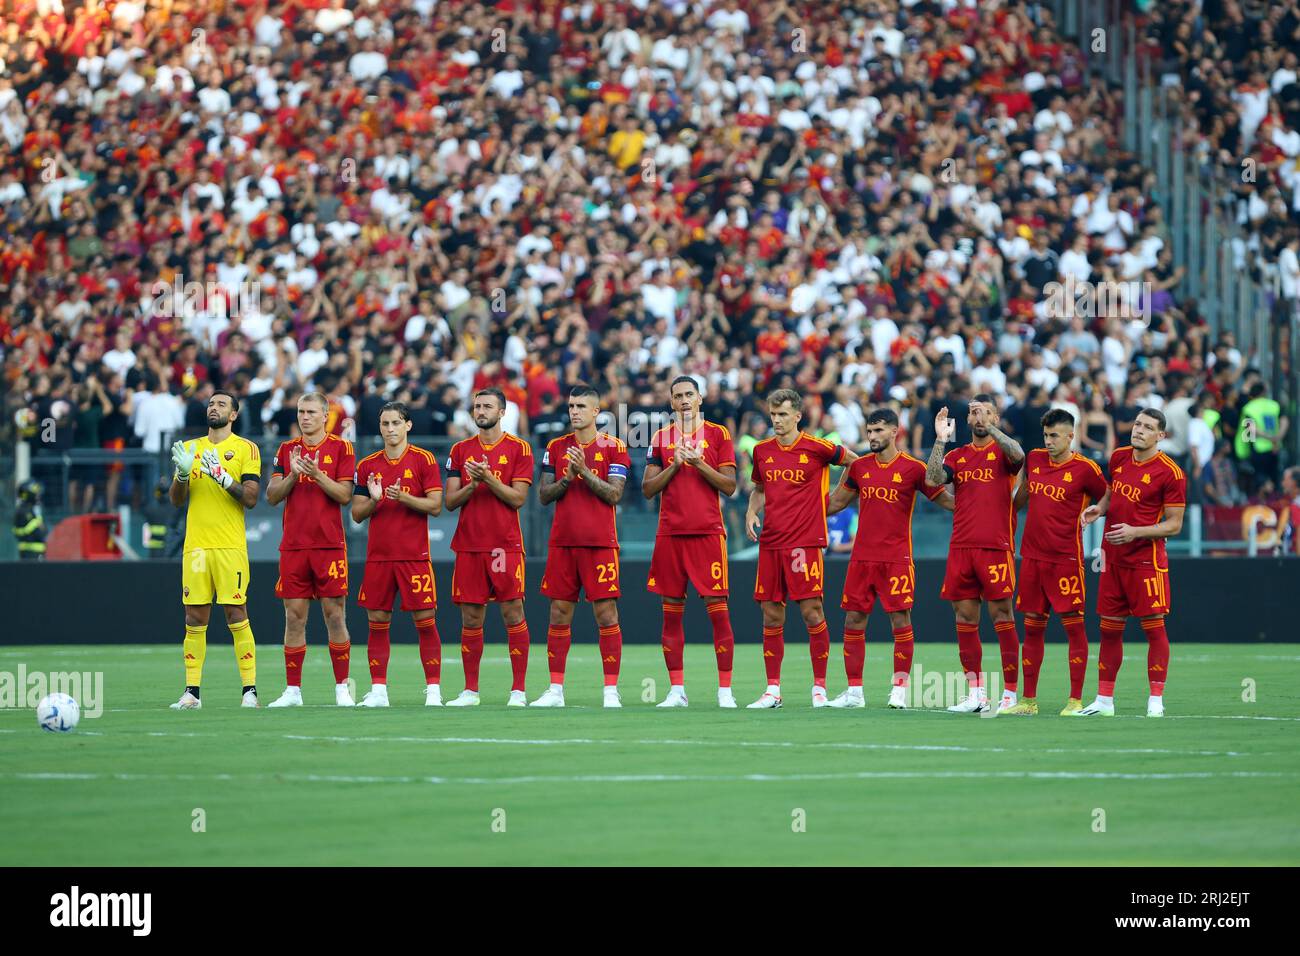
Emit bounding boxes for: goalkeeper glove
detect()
[171,440,195,482]
[199,448,235,491]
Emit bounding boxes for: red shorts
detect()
[941,547,1016,602]
[648,534,729,598]
[358,559,437,612]
[276,548,349,600]
[754,546,824,604]
[452,549,525,604]
[841,560,915,613]
[1015,557,1086,615]
[1098,563,1171,617]
[540,546,620,602]
[103,437,125,475]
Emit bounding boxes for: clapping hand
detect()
[367,473,384,501]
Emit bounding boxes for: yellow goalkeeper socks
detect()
[183,623,208,687]
[230,618,257,687]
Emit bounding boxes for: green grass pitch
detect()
[2,641,1298,865]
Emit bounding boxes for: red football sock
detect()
[994,619,1020,693]
[807,619,830,687]
[367,621,390,684]
[1141,617,1170,696]
[416,617,441,684]
[762,625,784,684]
[891,624,914,686]
[707,601,734,687]
[1062,613,1088,698]
[328,640,350,684]
[460,625,484,693]
[661,602,685,684]
[284,644,306,687]
[506,620,529,692]
[955,621,982,687]
[1097,618,1126,696]
[546,624,571,684]
[842,627,866,687]
[598,623,622,687]
[1022,616,1047,698]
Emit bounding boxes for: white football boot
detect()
[746,688,783,709]
[1076,697,1116,717]
[717,688,738,708]
[267,687,303,708]
[603,686,623,709]
[335,682,355,707]
[657,686,688,708]
[506,689,528,707]
[827,687,865,708]
[1147,696,1165,718]
[887,685,909,709]
[811,685,829,708]
[169,691,201,710]
[358,685,390,708]
[947,688,990,713]
[425,684,443,707]
[445,690,480,707]
[530,685,565,708]
[241,689,259,708]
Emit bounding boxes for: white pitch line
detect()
[6,727,1269,758]
[1,769,1294,786]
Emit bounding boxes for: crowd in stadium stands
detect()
[0,0,1295,524]
[1144,0,1300,294]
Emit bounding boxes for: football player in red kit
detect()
[351,402,445,707]
[642,375,738,708]
[1078,408,1186,718]
[1007,408,1108,716]
[926,394,1026,714]
[266,392,356,708]
[533,384,631,708]
[442,388,535,707]
[826,407,953,708]
[744,388,856,709]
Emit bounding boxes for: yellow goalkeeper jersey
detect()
[178,434,261,552]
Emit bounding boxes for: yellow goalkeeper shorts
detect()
[182,548,250,606]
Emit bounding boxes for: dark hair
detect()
[473,387,507,410]
[1136,407,1166,430]
[1041,408,1076,430]
[669,374,700,395]
[973,392,995,406]
[865,407,899,427]
[569,383,599,401]
[211,389,240,413]
[379,401,411,422]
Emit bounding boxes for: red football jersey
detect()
[840,451,944,562]
[944,439,1022,550]
[355,444,443,561]
[1019,449,1108,565]
[646,420,736,536]
[273,433,356,550]
[1101,446,1186,568]
[749,432,846,548]
[446,432,534,553]
[543,431,631,548]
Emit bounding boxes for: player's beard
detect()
[971,425,989,439]
[476,414,500,430]
[868,439,886,453]
[208,412,230,428]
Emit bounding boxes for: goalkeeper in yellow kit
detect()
[167,390,263,709]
